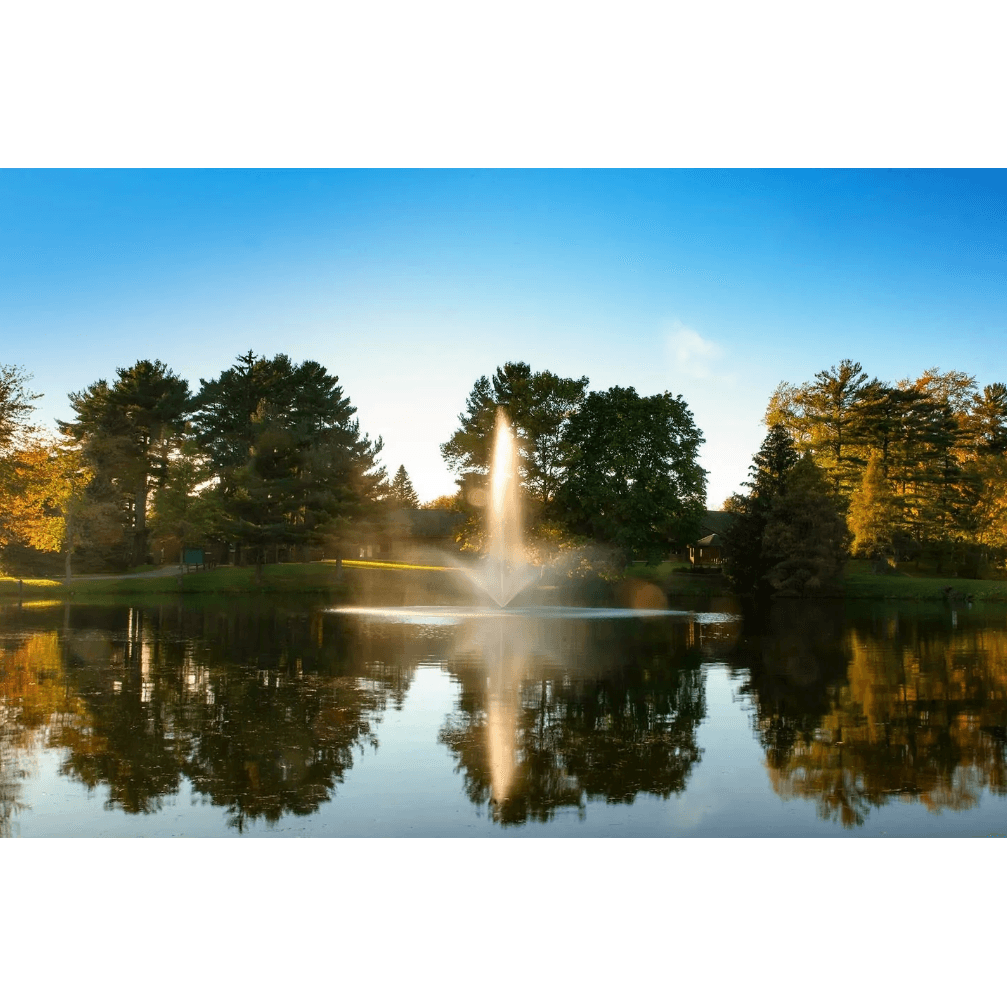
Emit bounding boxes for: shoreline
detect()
[3,558,1007,605]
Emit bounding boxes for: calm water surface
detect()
[2,596,1007,837]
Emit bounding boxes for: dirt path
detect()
[67,566,195,581]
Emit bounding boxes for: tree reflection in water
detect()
[0,603,419,832]
[438,614,717,825]
[7,596,1007,834]
[735,600,1007,827]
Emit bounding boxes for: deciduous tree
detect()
[441,362,589,510]
[847,450,899,559]
[555,386,706,564]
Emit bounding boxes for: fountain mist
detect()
[462,410,540,608]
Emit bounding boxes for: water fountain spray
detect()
[462,409,540,607]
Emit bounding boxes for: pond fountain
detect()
[333,409,682,811]
[460,409,542,608]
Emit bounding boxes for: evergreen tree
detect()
[762,453,850,595]
[0,363,40,450]
[796,360,875,498]
[967,383,1007,455]
[389,465,420,508]
[59,360,191,566]
[722,424,799,596]
[149,441,223,565]
[192,352,385,573]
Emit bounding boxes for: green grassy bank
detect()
[0,559,476,607]
[630,558,1007,603]
[837,559,1007,602]
[5,556,1007,605]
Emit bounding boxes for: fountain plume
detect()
[462,410,540,607]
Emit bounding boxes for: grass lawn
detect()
[6,555,1006,605]
[0,558,466,603]
[838,559,1007,601]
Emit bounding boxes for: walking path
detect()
[67,566,192,581]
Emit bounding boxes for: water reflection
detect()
[4,598,1007,834]
[735,602,1007,827]
[0,603,416,833]
[437,612,738,825]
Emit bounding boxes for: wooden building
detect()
[687,510,733,566]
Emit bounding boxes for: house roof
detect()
[697,510,734,538]
[695,533,721,547]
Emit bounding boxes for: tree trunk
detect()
[133,484,148,567]
[64,503,73,586]
[255,547,264,586]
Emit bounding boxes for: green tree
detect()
[722,423,799,596]
[192,352,386,574]
[972,454,1007,550]
[966,382,1007,455]
[775,360,876,498]
[148,442,223,565]
[0,363,40,449]
[389,465,420,508]
[59,360,191,566]
[441,361,589,510]
[762,453,850,594]
[555,386,707,564]
[766,364,1001,568]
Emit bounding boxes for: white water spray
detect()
[463,410,540,607]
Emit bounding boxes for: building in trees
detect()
[687,511,734,566]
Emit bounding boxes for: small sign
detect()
[183,547,205,569]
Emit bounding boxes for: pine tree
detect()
[762,453,850,594]
[722,424,798,596]
[389,465,420,508]
[192,352,385,573]
[59,359,191,566]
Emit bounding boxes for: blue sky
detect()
[1,169,1004,507]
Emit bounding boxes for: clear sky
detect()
[1,169,1004,507]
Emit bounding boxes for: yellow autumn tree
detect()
[847,450,899,559]
[0,438,95,581]
[971,454,1007,550]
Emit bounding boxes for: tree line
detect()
[0,354,406,580]
[440,360,708,565]
[0,355,709,580]
[724,359,1007,596]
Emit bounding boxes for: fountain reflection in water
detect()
[331,408,681,815]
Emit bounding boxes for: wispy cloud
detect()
[666,323,727,381]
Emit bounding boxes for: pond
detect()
[2,594,1006,837]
